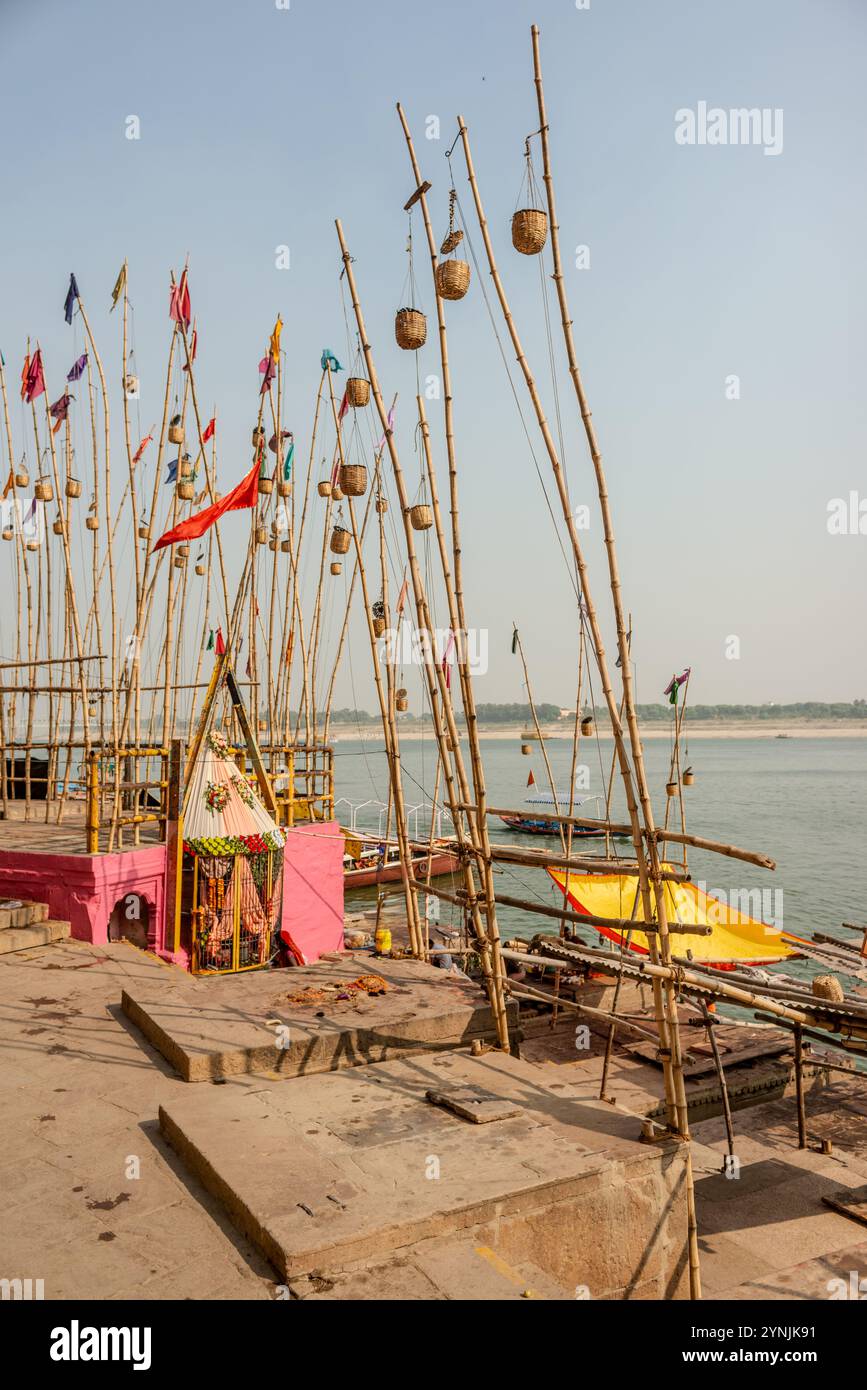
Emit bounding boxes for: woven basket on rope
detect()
[666,781,679,798]
[138,522,150,540]
[251,426,266,450]
[332,484,344,501]
[330,561,342,576]
[26,539,40,551]
[179,454,193,478]
[512,208,548,256]
[86,514,99,532]
[395,308,427,351]
[435,259,471,302]
[34,478,53,503]
[268,538,277,552]
[375,495,388,514]
[258,474,273,496]
[177,481,194,501]
[195,563,206,576]
[396,689,408,713]
[318,480,332,498]
[174,554,186,569]
[339,463,368,497]
[255,525,267,546]
[52,518,66,537]
[683,768,695,787]
[281,538,291,553]
[277,479,292,498]
[521,743,532,755]
[372,616,386,639]
[330,525,351,555]
[580,716,594,737]
[1,526,13,542]
[65,477,82,499]
[409,503,433,531]
[346,377,371,408]
[168,420,184,446]
[177,543,190,558]
[15,470,28,489]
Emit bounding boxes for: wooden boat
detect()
[499,794,607,838]
[343,841,458,888]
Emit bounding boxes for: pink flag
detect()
[23,350,45,404]
[169,271,191,329]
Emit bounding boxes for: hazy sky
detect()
[1,0,864,712]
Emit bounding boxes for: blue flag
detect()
[67,352,88,382]
[320,348,342,373]
[165,458,179,484]
[64,273,79,326]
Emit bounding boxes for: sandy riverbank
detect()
[332,722,867,742]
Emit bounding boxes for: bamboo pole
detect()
[335,220,509,1044]
[324,362,423,958]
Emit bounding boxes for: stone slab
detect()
[159,1048,688,1297]
[124,952,515,1082]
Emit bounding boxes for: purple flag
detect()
[67,353,88,382]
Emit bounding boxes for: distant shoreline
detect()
[332,721,867,742]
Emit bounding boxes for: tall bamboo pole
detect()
[335,221,509,1045]
[529,26,700,1295]
[325,362,423,958]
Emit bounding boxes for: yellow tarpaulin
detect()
[547,868,802,967]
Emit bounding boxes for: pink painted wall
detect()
[280,820,344,964]
[0,844,167,950]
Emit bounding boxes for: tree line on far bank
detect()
[327,701,867,725]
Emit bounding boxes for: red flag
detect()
[527,770,536,788]
[338,389,348,420]
[169,270,191,329]
[22,349,45,404]
[132,431,153,465]
[152,456,260,551]
[202,417,215,443]
[214,626,226,656]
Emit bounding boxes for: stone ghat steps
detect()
[0,897,70,954]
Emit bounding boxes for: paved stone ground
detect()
[0,938,274,1300]
[3,937,866,1301]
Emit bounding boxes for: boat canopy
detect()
[547,868,801,968]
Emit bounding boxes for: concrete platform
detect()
[123,953,516,1083]
[159,1049,690,1298]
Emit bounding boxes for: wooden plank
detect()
[403,180,432,211]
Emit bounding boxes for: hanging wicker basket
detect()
[52,518,66,537]
[395,308,427,351]
[521,743,532,755]
[372,616,386,638]
[174,554,186,569]
[177,543,190,558]
[512,208,548,256]
[179,454,193,478]
[396,689,408,713]
[177,481,195,501]
[346,377,371,408]
[330,525,351,555]
[375,495,388,514]
[580,715,594,737]
[281,538,291,553]
[665,781,679,798]
[318,480,332,498]
[409,503,433,531]
[330,561,342,576]
[168,419,184,446]
[268,538,277,552]
[252,425,266,449]
[138,522,150,540]
[34,478,53,503]
[332,484,344,501]
[255,525,267,546]
[195,563,206,576]
[26,539,40,552]
[15,470,29,489]
[435,259,471,301]
[65,477,82,499]
[258,474,274,496]
[86,515,99,531]
[277,479,292,498]
[683,768,695,787]
[339,463,368,497]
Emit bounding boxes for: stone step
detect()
[0,919,71,955]
[0,899,49,931]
